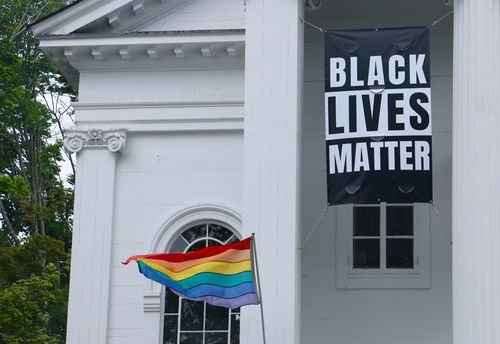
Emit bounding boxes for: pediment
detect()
[31,0,245,36]
[137,0,245,32]
[31,0,246,88]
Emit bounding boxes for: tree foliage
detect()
[0,236,70,344]
[0,0,76,342]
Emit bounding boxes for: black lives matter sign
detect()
[325,27,432,205]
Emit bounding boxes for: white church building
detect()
[31,0,500,343]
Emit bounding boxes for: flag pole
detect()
[251,233,266,344]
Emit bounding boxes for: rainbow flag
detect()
[122,237,259,309]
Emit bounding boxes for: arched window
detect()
[163,222,241,344]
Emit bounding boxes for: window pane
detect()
[205,332,228,344]
[182,224,207,243]
[353,239,380,268]
[387,239,414,268]
[225,235,239,245]
[164,288,179,314]
[205,304,229,330]
[209,224,233,242]
[187,240,207,253]
[170,235,188,254]
[387,206,413,236]
[230,314,240,344]
[207,239,222,247]
[180,300,204,331]
[163,315,178,344]
[353,206,380,236]
[179,333,203,343]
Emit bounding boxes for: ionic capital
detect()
[63,129,128,153]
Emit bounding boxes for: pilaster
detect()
[453,1,500,343]
[64,129,127,344]
[241,0,304,343]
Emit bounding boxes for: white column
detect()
[241,1,304,343]
[453,1,500,343]
[63,130,126,344]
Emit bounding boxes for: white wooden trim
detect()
[38,32,245,48]
[66,149,118,343]
[452,1,500,343]
[32,0,191,35]
[72,99,244,109]
[241,0,304,343]
[149,202,242,254]
[74,119,243,133]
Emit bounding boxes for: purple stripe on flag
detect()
[172,290,259,309]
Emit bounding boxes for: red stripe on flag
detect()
[122,237,251,265]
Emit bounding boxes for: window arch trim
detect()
[143,203,242,313]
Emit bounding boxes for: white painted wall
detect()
[73,54,244,343]
[300,1,453,343]
[107,131,244,343]
[59,0,457,342]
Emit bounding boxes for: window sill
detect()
[336,270,430,289]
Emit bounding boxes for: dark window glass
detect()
[180,300,204,331]
[207,239,222,247]
[205,304,229,330]
[182,224,207,243]
[163,315,178,344]
[170,235,188,254]
[230,314,240,344]
[165,289,179,314]
[387,206,413,236]
[208,224,233,242]
[179,333,203,343]
[353,207,380,236]
[205,332,228,344]
[353,239,380,268]
[188,240,207,253]
[387,239,414,268]
[225,235,238,245]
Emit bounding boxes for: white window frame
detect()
[162,222,241,344]
[335,203,430,289]
[141,203,242,344]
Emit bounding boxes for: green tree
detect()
[0,0,77,342]
[0,263,64,344]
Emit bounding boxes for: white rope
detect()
[301,10,453,34]
[301,205,328,248]
[300,17,326,33]
[428,11,453,29]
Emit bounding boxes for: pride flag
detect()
[123,237,259,309]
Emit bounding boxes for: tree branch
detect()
[0,197,20,246]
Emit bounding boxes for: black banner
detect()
[325,27,433,205]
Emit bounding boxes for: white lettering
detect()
[410,54,427,84]
[399,141,413,170]
[385,141,398,170]
[388,55,405,85]
[354,142,370,171]
[367,56,385,86]
[330,58,346,87]
[370,141,384,170]
[330,144,352,174]
[350,57,364,87]
[414,141,431,170]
